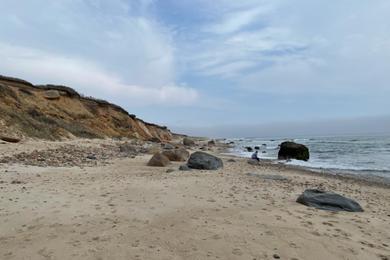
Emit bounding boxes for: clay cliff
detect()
[0,75,172,141]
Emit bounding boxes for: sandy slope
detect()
[0,140,389,260]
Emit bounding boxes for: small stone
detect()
[273,254,280,259]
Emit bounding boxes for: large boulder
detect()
[44,90,61,100]
[187,152,223,170]
[278,141,309,161]
[183,137,195,146]
[162,148,190,162]
[147,153,170,167]
[296,189,364,212]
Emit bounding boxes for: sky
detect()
[0,0,389,137]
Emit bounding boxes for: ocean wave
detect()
[284,159,390,173]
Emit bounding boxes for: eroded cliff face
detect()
[0,75,172,141]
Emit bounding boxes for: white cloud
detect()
[0,43,198,106]
[0,0,199,106]
[180,0,390,96]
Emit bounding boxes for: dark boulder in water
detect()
[246,146,253,152]
[254,146,260,150]
[187,152,223,170]
[296,189,364,212]
[278,141,309,161]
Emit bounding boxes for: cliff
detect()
[0,75,172,141]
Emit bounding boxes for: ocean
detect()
[226,135,390,179]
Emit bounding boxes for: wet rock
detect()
[162,148,190,162]
[187,152,223,170]
[246,146,253,152]
[254,146,260,150]
[296,189,364,212]
[147,153,170,167]
[278,141,309,161]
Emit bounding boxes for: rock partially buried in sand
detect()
[183,137,195,146]
[147,153,170,167]
[162,148,190,162]
[296,189,364,212]
[179,165,191,171]
[187,151,223,170]
[0,136,21,143]
[246,173,288,181]
[278,141,309,161]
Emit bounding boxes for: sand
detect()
[0,139,389,260]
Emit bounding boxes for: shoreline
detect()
[1,138,389,259]
[224,153,390,189]
[221,145,390,189]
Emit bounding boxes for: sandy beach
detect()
[0,139,389,260]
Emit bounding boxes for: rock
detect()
[0,136,21,143]
[187,152,223,170]
[163,143,175,150]
[227,159,236,162]
[44,90,61,99]
[208,140,216,146]
[86,155,97,160]
[166,168,175,173]
[246,146,253,152]
[162,148,190,162]
[183,137,195,146]
[278,141,309,161]
[147,153,170,167]
[296,189,364,212]
[246,173,288,181]
[254,146,260,150]
[147,137,161,143]
[119,143,138,154]
[247,159,259,165]
[179,165,191,171]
